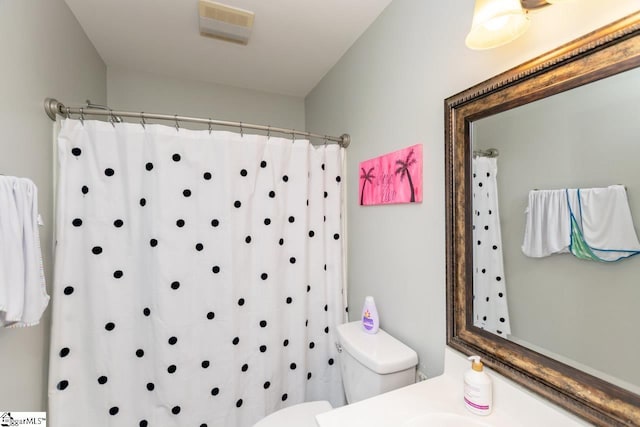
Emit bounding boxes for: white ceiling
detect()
[64,0,393,97]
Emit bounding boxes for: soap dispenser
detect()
[464,355,492,416]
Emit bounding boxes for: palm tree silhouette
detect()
[395,149,417,202]
[360,167,375,205]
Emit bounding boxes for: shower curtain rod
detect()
[43,98,351,148]
[473,148,499,158]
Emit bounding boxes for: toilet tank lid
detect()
[337,321,418,375]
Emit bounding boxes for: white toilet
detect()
[254,320,419,427]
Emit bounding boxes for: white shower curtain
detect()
[472,157,511,337]
[49,119,346,427]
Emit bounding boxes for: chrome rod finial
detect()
[44,98,64,121]
[340,134,351,148]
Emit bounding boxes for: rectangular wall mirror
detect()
[445,11,640,426]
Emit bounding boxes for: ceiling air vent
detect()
[198,0,255,45]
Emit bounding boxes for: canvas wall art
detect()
[358,144,422,206]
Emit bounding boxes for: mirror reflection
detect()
[471,66,640,394]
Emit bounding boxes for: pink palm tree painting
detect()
[358,144,422,206]
[360,167,376,205]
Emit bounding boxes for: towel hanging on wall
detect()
[522,185,640,262]
[0,176,49,327]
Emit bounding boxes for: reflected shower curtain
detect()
[472,157,511,337]
[49,119,346,427]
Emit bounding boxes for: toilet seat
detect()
[253,400,332,427]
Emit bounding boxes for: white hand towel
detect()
[0,177,25,324]
[0,176,49,327]
[569,185,640,261]
[522,185,640,262]
[521,189,571,257]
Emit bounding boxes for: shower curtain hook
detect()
[79,108,85,126]
[109,109,115,127]
[65,106,71,119]
[208,119,212,134]
[324,135,328,146]
[174,115,179,132]
[140,112,146,129]
[240,122,244,138]
[292,130,296,142]
[267,125,271,140]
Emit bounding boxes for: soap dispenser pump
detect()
[463,355,492,416]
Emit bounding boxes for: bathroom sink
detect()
[403,412,494,427]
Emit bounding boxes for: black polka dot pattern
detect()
[52,126,346,425]
[471,157,510,337]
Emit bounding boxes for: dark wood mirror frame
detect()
[445,12,640,426]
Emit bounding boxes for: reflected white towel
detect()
[571,185,640,261]
[522,185,640,261]
[0,176,49,327]
[521,189,571,257]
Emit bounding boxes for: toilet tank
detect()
[337,321,418,404]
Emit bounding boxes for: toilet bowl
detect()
[252,400,333,427]
[253,321,418,426]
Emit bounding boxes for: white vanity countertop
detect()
[316,348,589,427]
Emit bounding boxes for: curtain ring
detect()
[109,109,115,127]
[208,119,212,134]
[79,108,85,126]
[292,130,296,142]
[267,125,271,140]
[65,106,71,119]
[324,135,329,146]
[140,112,146,129]
[240,122,244,138]
[175,115,179,132]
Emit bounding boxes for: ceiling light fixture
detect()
[198,0,255,45]
[465,0,531,50]
[465,0,574,50]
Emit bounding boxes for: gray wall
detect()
[107,67,305,132]
[0,0,106,410]
[475,67,640,390]
[305,0,640,379]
